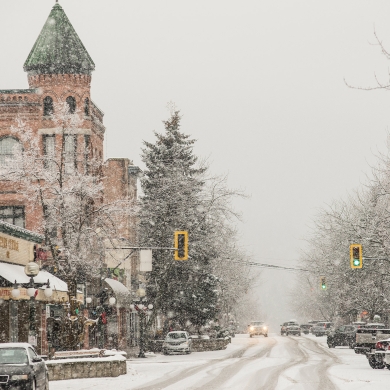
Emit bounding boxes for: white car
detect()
[162,331,192,354]
[248,321,268,337]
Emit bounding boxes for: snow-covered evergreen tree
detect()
[140,110,219,329]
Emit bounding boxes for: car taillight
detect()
[376,342,384,350]
[324,324,326,328]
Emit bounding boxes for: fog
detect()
[2,0,390,331]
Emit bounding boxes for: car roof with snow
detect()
[0,343,32,349]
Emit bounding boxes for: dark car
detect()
[327,325,357,348]
[300,324,311,335]
[0,343,49,390]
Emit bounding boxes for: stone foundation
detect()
[47,358,127,380]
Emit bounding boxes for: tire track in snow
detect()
[246,335,308,390]
[133,339,262,390]
[194,337,277,389]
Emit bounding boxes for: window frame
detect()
[0,206,25,228]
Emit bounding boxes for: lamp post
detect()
[24,262,40,346]
[130,299,153,358]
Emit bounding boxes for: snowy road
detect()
[51,334,390,389]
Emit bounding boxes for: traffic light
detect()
[350,244,363,269]
[174,231,188,260]
[320,276,327,291]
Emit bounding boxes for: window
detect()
[43,135,55,170]
[84,98,90,116]
[43,96,53,116]
[0,206,25,228]
[64,135,76,174]
[84,135,90,174]
[0,137,22,167]
[66,96,76,114]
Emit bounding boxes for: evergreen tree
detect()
[140,110,219,330]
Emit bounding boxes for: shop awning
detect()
[104,278,131,306]
[0,262,68,292]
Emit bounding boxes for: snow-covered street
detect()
[50,334,390,390]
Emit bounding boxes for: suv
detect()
[327,325,357,348]
[248,321,268,337]
[281,321,298,335]
[312,322,333,337]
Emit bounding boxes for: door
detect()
[28,347,45,389]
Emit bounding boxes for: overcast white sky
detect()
[2,0,390,328]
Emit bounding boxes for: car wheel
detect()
[249,334,252,338]
[186,348,192,354]
[286,332,289,336]
[327,342,334,348]
[315,334,319,337]
[299,333,301,336]
[264,334,268,337]
[349,342,355,349]
[368,356,385,369]
[163,349,169,355]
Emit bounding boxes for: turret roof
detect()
[24,3,95,75]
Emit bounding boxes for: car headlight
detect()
[11,375,29,380]
[181,341,189,345]
[250,326,254,331]
[263,326,267,330]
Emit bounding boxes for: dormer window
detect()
[43,96,54,116]
[66,96,76,114]
[84,98,90,116]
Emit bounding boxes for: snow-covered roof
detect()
[0,220,44,243]
[0,262,68,291]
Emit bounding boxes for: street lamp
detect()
[131,299,153,358]
[24,262,40,346]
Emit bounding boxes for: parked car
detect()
[280,321,298,335]
[365,338,390,369]
[327,325,357,348]
[355,327,390,355]
[311,322,334,337]
[0,342,49,390]
[286,325,301,336]
[307,320,326,334]
[248,321,268,337]
[162,331,192,355]
[300,324,311,335]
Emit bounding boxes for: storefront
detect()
[0,221,68,354]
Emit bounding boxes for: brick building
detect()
[0,3,140,349]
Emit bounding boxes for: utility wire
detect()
[230,260,309,272]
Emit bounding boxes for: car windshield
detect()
[167,333,186,339]
[0,348,28,365]
[251,322,264,326]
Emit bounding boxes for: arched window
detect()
[0,137,22,167]
[43,96,54,116]
[84,98,90,116]
[66,96,76,114]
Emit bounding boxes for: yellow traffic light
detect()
[320,276,327,291]
[174,231,188,260]
[350,244,363,269]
